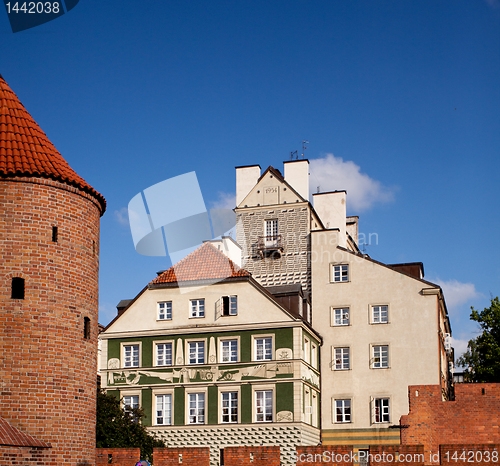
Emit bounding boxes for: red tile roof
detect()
[151,242,250,285]
[0,416,51,448]
[0,74,106,213]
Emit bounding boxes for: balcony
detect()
[257,235,283,258]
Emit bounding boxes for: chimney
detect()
[313,191,347,248]
[283,159,309,201]
[204,236,242,267]
[116,299,133,316]
[346,216,359,246]
[236,165,261,206]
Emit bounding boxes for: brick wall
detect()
[368,445,425,466]
[96,448,141,465]
[439,444,499,466]
[0,446,55,465]
[401,384,500,463]
[154,447,210,466]
[224,446,280,466]
[0,177,102,466]
[296,446,353,466]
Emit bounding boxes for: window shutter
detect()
[215,298,221,320]
[370,397,374,424]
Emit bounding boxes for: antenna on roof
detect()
[290,150,298,160]
[301,140,309,158]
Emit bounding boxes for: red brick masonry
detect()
[401,383,500,460]
[96,448,140,466]
[153,447,210,466]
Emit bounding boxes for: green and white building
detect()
[100,241,321,465]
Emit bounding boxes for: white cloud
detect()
[210,191,236,210]
[451,336,470,359]
[484,0,500,9]
[433,278,482,313]
[309,154,396,211]
[114,207,129,226]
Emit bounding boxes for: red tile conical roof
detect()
[0,416,51,448]
[151,242,250,285]
[0,74,106,213]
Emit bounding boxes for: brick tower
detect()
[0,74,106,465]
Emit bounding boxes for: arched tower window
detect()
[11,277,25,299]
[52,226,58,242]
[84,316,91,339]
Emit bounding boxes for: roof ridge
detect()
[0,75,106,213]
[151,241,249,285]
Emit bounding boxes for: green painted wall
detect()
[241,384,252,424]
[208,386,218,425]
[142,388,152,426]
[107,340,120,360]
[107,327,296,369]
[174,387,185,425]
[276,382,294,413]
[107,389,120,400]
[275,328,293,352]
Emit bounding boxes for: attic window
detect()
[222,296,237,316]
[11,277,25,299]
[84,317,91,339]
[52,226,58,242]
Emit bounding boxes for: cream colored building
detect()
[235,160,453,448]
[100,241,321,466]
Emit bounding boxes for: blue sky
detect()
[2,0,499,357]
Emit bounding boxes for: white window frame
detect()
[121,342,141,368]
[334,399,351,423]
[371,345,389,369]
[264,219,279,246]
[304,337,310,365]
[154,391,173,426]
[373,397,390,423]
[311,343,318,369]
[330,264,349,283]
[252,335,274,361]
[186,339,206,365]
[186,389,207,425]
[121,389,141,418]
[333,347,350,370]
[221,295,238,316]
[157,301,172,321]
[154,340,174,367]
[331,307,350,326]
[254,388,274,423]
[371,305,389,324]
[190,299,205,318]
[218,337,239,363]
[220,390,239,424]
[122,394,139,412]
[312,391,318,427]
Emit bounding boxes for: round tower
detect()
[0,74,106,465]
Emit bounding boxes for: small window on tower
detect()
[84,317,91,339]
[52,226,58,242]
[11,277,25,299]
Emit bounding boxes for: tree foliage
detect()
[96,389,165,462]
[457,297,500,383]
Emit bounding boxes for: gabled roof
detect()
[0,416,51,448]
[0,74,106,213]
[257,165,284,183]
[151,242,250,285]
